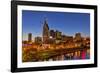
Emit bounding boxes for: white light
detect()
[50,36,53,39]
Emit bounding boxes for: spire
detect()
[44,17,48,25]
[43,17,49,30]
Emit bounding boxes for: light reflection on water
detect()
[64,52,90,60]
[48,49,90,61]
[64,51,90,60]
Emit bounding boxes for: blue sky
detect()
[22,10,90,41]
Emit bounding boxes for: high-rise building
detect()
[55,30,62,40]
[55,30,62,44]
[50,30,55,38]
[28,33,32,42]
[43,19,49,43]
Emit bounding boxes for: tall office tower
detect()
[43,19,49,43]
[50,30,55,38]
[28,33,32,42]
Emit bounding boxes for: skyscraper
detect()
[50,30,55,38]
[28,33,32,42]
[43,19,49,43]
[55,30,62,40]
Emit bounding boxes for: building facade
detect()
[50,30,55,38]
[28,33,32,42]
[35,37,42,44]
[43,19,50,43]
[75,33,82,41]
[55,30,62,40]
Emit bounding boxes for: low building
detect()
[74,33,82,41]
[62,35,73,42]
[35,37,42,44]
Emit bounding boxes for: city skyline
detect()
[22,10,90,41]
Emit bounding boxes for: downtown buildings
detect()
[42,19,82,45]
[25,18,86,46]
[22,18,90,50]
[22,18,90,62]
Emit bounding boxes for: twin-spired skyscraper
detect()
[43,19,50,44]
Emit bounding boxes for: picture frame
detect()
[11,1,97,72]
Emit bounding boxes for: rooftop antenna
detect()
[44,16,48,24]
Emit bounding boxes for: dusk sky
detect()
[22,10,90,41]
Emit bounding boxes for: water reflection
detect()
[48,49,90,61]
